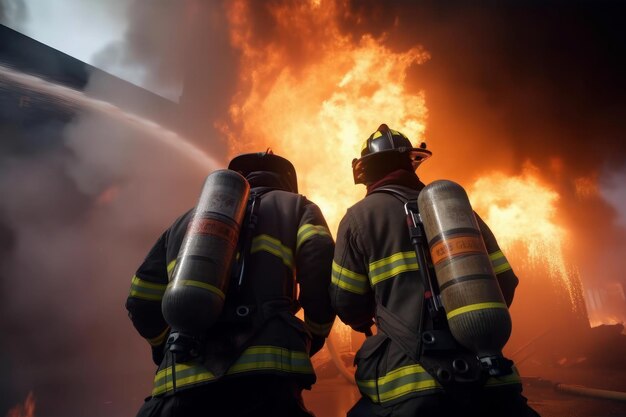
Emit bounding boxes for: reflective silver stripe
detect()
[227,346,314,374]
[369,252,418,285]
[489,250,512,274]
[251,234,294,268]
[331,261,369,294]
[297,223,331,251]
[357,364,442,403]
[129,275,167,301]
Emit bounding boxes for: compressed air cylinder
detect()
[417,180,511,360]
[162,169,250,337]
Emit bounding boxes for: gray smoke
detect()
[0,1,234,416]
[0,0,26,26]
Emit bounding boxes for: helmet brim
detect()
[352,148,432,185]
[228,152,298,193]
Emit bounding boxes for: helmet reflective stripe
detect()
[360,139,369,154]
[389,128,407,138]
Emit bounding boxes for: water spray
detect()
[0,64,219,171]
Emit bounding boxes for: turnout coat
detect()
[330,175,522,407]
[127,171,336,397]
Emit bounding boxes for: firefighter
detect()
[127,150,336,417]
[330,124,541,417]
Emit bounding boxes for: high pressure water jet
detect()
[0,64,219,170]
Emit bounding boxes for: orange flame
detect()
[222,0,430,233]
[6,392,35,417]
[220,1,591,345]
[469,167,584,311]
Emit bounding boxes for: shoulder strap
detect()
[231,190,262,289]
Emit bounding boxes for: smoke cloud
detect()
[0,0,26,27]
[0,1,232,416]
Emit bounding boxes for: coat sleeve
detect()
[475,213,519,306]
[295,199,336,356]
[330,210,375,333]
[126,230,171,365]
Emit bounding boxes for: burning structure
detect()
[1,1,626,416]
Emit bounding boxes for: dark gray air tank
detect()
[162,169,250,336]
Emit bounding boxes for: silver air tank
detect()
[162,169,250,337]
[417,180,512,365]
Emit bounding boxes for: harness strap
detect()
[375,302,421,363]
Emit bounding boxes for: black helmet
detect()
[352,124,431,184]
[228,149,298,193]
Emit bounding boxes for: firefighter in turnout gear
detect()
[127,151,336,417]
[331,125,541,417]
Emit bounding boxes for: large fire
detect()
[215,0,602,345]
[222,0,430,234]
[218,0,598,346]
[469,167,584,311]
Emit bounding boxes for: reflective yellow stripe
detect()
[297,223,331,251]
[227,346,314,374]
[129,275,167,301]
[167,260,176,279]
[389,128,407,138]
[446,302,508,320]
[147,326,170,347]
[357,364,441,403]
[251,234,294,268]
[151,346,314,396]
[489,250,512,274]
[304,316,334,337]
[152,362,216,396]
[369,251,418,285]
[167,280,225,299]
[331,261,369,294]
